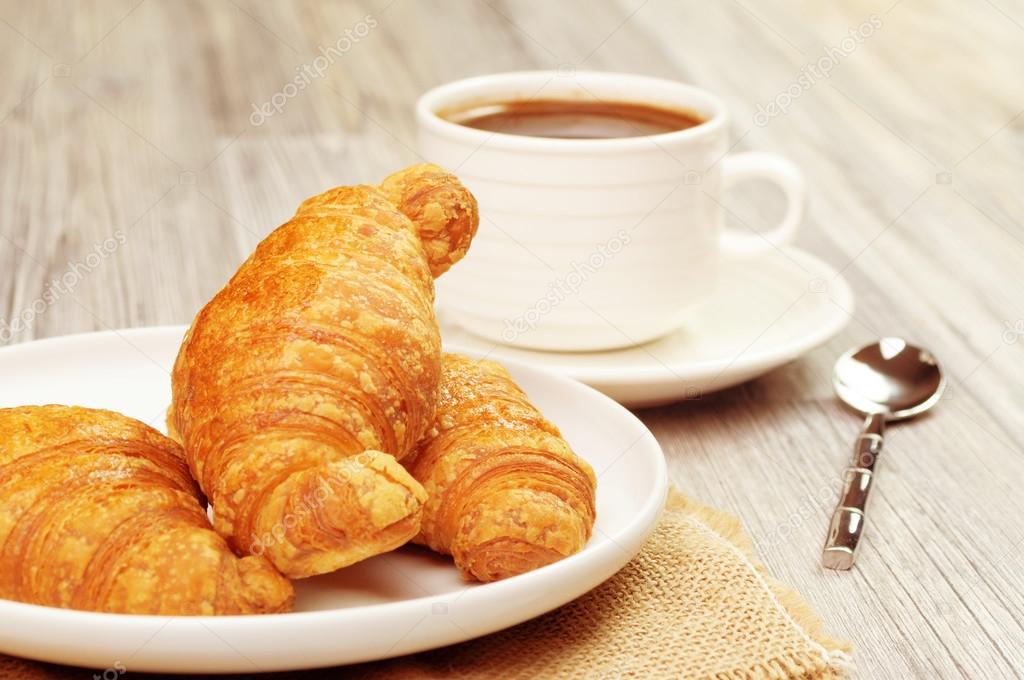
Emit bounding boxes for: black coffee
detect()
[442,98,706,139]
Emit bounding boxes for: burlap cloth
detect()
[0,489,851,679]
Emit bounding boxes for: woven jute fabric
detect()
[0,489,851,679]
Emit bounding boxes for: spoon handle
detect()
[822,413,885,570]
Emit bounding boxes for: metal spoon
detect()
[822,338,945,570]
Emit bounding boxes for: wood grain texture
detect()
[1,1,1022,677]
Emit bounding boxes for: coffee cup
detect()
[416,71,804,352]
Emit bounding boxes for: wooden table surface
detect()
[2,1,1023,678]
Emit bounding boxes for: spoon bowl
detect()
[832,337,945,420]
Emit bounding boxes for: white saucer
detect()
[0,327,666,673]
[443,247,854,408]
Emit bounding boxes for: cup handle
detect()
[718,151,805,257]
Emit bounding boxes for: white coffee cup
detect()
[416,71,804,352]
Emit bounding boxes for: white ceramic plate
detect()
[443,246,854,408]
[0,327,667,674]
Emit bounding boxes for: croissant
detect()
[404,353,598,582]
[0,405,293,615]
[170,163,478,578]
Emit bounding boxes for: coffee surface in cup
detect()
[443,98,705,139]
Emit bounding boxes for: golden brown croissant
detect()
[0,405,293,615]
[404,353,598,582]
[170,164,478,578]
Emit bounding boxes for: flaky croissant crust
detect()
[404,354,598,582]
[0,405,293,615]
[170,164,477,578]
